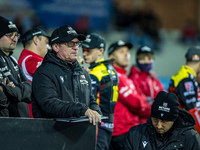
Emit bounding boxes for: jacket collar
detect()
[112,65,127,74]
[0,49,13,57]
[183,65,197,77]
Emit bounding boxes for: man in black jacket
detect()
[32,25,101,125]
[123,91,200,150]
[0,16,31,117]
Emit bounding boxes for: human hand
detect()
[4,78,15,88]
[7,81,15,88]
[85,108,101,125]
[77,56,84,64]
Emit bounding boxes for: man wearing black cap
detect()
[108,40,151,150]
[0,16,31,117]
[82,33,119,150]
[123,91,200,150]
[31,25,101,125]
[168,46,200,135]
[18,27,50,118]
[128,46,164,123]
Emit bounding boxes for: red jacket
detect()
[18,49,44,118]
[128,66,164,123]
[129,66,164,99]
[112,66,151,136]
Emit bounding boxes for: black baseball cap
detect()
[0,16,18,38]
[21,27,50,45]
[185,46,200,61]
[50,25,86,45]
[82,33,106,50]
[108,40,133,56]
[137,46,154,56]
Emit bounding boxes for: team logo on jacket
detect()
[80,75,88,85]
[81,75,85,79]
[184,81,194,91]
[142,141,148,148]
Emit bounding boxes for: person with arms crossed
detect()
[18,28,50,118]
[168,46,200,134]
[0,16,31,117]
[123,91,200,150]
[82,33,119,150]
[108,40,151,150]
[31,25,101,125]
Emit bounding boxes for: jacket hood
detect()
[174,109,196,129]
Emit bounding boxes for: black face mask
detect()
[136,60,154,72]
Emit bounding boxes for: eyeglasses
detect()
[64,41,82,47]
[5,33,20,40]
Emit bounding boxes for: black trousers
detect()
[109,133,128,150]
[96,127,113,150]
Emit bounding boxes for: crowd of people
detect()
[0,15,200,149]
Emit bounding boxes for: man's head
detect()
[21,28,50,57]
[136,46,154,72]
[108,40,133,69]
[151,91,179,134]
[185,46,200,73]
[82,33,105,64]
[0,16,19,55]
[50,25,85,63]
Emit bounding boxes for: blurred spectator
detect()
[128,46,164,123]
[108,40,151,150]
[31,14,42,28]
[73,16,90,35]
[128,25,154,49]
[13,14,24,35]
[181,20,198,45]
[128,10,162,51]
[112,0,135,30]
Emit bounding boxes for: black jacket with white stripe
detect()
[0,50,31,117]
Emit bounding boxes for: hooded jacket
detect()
[123,109,200,150]
[32,51,101,118]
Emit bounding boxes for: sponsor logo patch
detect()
[184,81,194,91]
